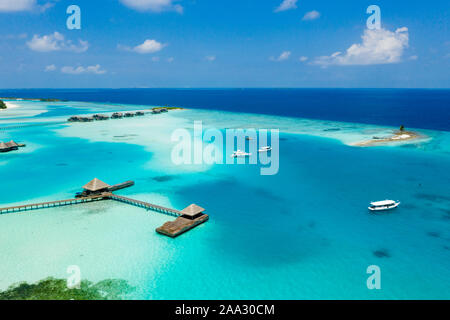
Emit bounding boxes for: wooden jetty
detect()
[0,193,108,215]
[108,194,181,217]
[0,178,208,238]
[108,180,135,192]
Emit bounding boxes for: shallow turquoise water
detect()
[0,101,449,299]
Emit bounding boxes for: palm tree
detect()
[399,125,405,132]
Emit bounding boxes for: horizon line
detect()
[1,87,449,90]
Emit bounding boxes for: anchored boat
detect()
[258,146,272,152]
[231,150,252,158]
[368,200,400,212]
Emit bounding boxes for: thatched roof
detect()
[180,204,205,217]
[83,178,110,192]
[0,142,8,150]
[6,140,18,148]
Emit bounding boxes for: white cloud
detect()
[120,39,166,54]
[299,56,308,62]
[27,32,89,53]
[61,64,106,75]
[270,51,291,62]
[38,1,55,12]
[120,0,183,13]
[302,10,320,21]
[274,0,297,12]
[0,0,35,12]
[312,27,409,67]
[0,0,55,12]
[44,64,56,72]
[409,55,418,61]
[134,39,165,53]
[205,55,216,61]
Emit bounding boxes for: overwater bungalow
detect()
[68,116,82,122]
[111,112,123,119]
[135,111,145,116]
[0,140,23,153]
[78,116,94,122]
[93,114,110,120]
[0,142,10,152]
[156,204,209,238]
[124,112,135,118]
[180,204,206,220]
[76,178,111,197]
[160,108,168,113]
[151,109,161,114]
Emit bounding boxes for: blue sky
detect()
[0,0,448,88]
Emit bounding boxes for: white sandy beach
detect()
[1,102,21,110]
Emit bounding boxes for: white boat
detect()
[368,200,400,212]
[231,150,252,158]
[258,146,272,153]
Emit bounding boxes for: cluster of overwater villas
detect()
[67,108,169,122]
[0,140,25,153]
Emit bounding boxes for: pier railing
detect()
[108,194,181,217]
[0,194,108,215]
[0,193,181,217]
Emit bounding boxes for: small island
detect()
[352,126,423,147]
[151,106,183,113]
[0,99,7,109]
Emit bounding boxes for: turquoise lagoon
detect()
[0,100,449,299]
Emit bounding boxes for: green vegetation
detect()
[0,97,63,102]
[399,125,405,132]
[0,277,134,300]
[0,100,6,109]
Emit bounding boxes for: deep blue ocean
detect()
[1,89,449,131]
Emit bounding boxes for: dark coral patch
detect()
[152,175,176,182]
[373,249,390,258]
[427,231,441,238]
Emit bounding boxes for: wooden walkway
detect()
[0,194,108,215]
[0,190,207,238]
[108,194,181,217]
[0,193,180,217]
